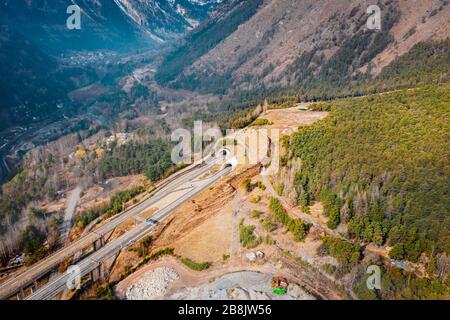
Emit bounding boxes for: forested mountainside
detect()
[289,85,450,263]
[0,24,92,131]
[156,0,450,96]
[155,0,264,89]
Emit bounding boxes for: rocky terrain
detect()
[125,267,180,300]
[167,271,316,300]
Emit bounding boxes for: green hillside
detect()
[291,85,450,261]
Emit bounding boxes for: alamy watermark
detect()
[66,265,81,290]
[367,5,382,30]
[366,265,381,290]
[67,5,81,30]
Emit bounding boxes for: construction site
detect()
[81,107,343,300]
[0,107,355,300]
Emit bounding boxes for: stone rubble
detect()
[125,267,179,300]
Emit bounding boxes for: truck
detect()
[272,276,288,295]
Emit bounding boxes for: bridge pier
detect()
[30,280,39,293]
[89,270,95,282]
[89,264,104,283]
[93,236,104,252]
[17,288,25,300]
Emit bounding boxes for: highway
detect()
[26,164,232,300]
[0,153,231,300]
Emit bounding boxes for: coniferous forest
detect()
[291,85,450,262]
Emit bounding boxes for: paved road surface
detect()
[0,155,227,300]
[60,187,83,243]
[26,165,232,300]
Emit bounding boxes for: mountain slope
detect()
[0,0,144,54]
[289,84,450,261]
[156,0,450,95]
[0,0,221,54]
[114,0,222,37]
[155,0,264,88]
[0,25,69,130]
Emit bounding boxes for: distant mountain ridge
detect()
[0,0,222,54]
[112,0,223,41]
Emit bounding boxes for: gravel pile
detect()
[126,268,179,300]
